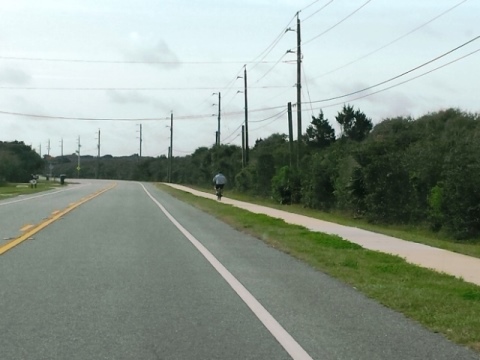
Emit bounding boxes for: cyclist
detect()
[213,172,227,199]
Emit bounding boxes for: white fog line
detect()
[0,183,90,206]
[141,183,313,360]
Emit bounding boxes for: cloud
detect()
[105,90,169,111]
[123,33,181,68]
[0,67,32,85]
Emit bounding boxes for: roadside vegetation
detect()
[0,181,62,199]
[13,107,479,249]
[40,106,480,244]
[3,106,480,351]
[158,183,480,353]
[191,185,480,259]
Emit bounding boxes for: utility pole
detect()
[167,146,171,181]
[96,129,101,179]
[60,138,64,157]
[244,67,249,164]
[296,13,302,167]
[46,139,51,179]
[76,136,81,178]
[288,102,294,168]
[217,92,221,145]
[241,125,245,168]
[169,112,173,183]
[138,124,143,158]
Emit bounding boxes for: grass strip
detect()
[157,183,480,352]
[0,181,62,198]
[188,185,480,259]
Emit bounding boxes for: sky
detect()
[0,0,478,158]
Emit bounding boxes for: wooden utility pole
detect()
[76,136,81,178]
[296,13,302,167]
[288,102,294,168]
[96,129,101,179]
[169,112,173,183]
[138,124,143,158]
[241,125,245,167]
[244,67,249,164]
[217,92,221,145]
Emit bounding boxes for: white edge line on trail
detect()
[141,183,313,360]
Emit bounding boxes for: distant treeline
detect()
[3,106,479,239]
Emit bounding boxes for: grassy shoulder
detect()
[188,185,480,259]
[157,183,480,352]
[0,181,63,199]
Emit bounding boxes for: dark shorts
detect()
[215,184,224,190]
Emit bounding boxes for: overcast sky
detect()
[1,0,478,157]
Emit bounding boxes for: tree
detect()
[305,110,336,149]
[336,104,373,141]
[301,152,337,210]
[0,141,43,182]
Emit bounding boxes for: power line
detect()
[303,0,335,22]
[299,0,321,13]
[251,109,289,132]
[0,56,280,65]
[303,0,373,46]
[0,85,290,91]
[305,47,480,110]
[250,108,289,123]
[306,35,480,105]
[222,123,244,143]
[1,41,476,123]
[248,14,297,72]
[252,52,289,85]
[313,0,469,80]
[222,108,288,142]
[302,64,315,117]
[0,104,286,122]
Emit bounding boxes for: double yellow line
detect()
[0,183,116,255]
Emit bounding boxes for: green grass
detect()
[157,183,480,352]
[0,181,63,198]
[187,185,480,259]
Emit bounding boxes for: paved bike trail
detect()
[165,184,480,287]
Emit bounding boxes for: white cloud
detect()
[123,33,181,68]
[0,67,32,85]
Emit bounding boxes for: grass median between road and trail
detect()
[188,185,480,259]
[0,181,63,199]
[157,183,480,353]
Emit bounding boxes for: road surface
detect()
[0,180,477,359]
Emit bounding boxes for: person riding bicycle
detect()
[213,172,227,196]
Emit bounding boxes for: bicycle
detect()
[215,186,223,201]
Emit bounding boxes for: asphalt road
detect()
[0,180,478,360]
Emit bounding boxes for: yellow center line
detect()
[0,182,117,255]
[20,224,35,232]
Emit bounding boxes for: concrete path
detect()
[165,184,480,287]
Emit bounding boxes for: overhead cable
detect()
[303,0,335,22]
[0,56,280,65]
[305,47,480,110]
[0,104,286,121]
[314,0,469,79]
[307,35,480,104]
[303,0,373,46]
[0,85,290,91]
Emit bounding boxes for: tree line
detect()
[169,106,480,240]
[2,106,479,240]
